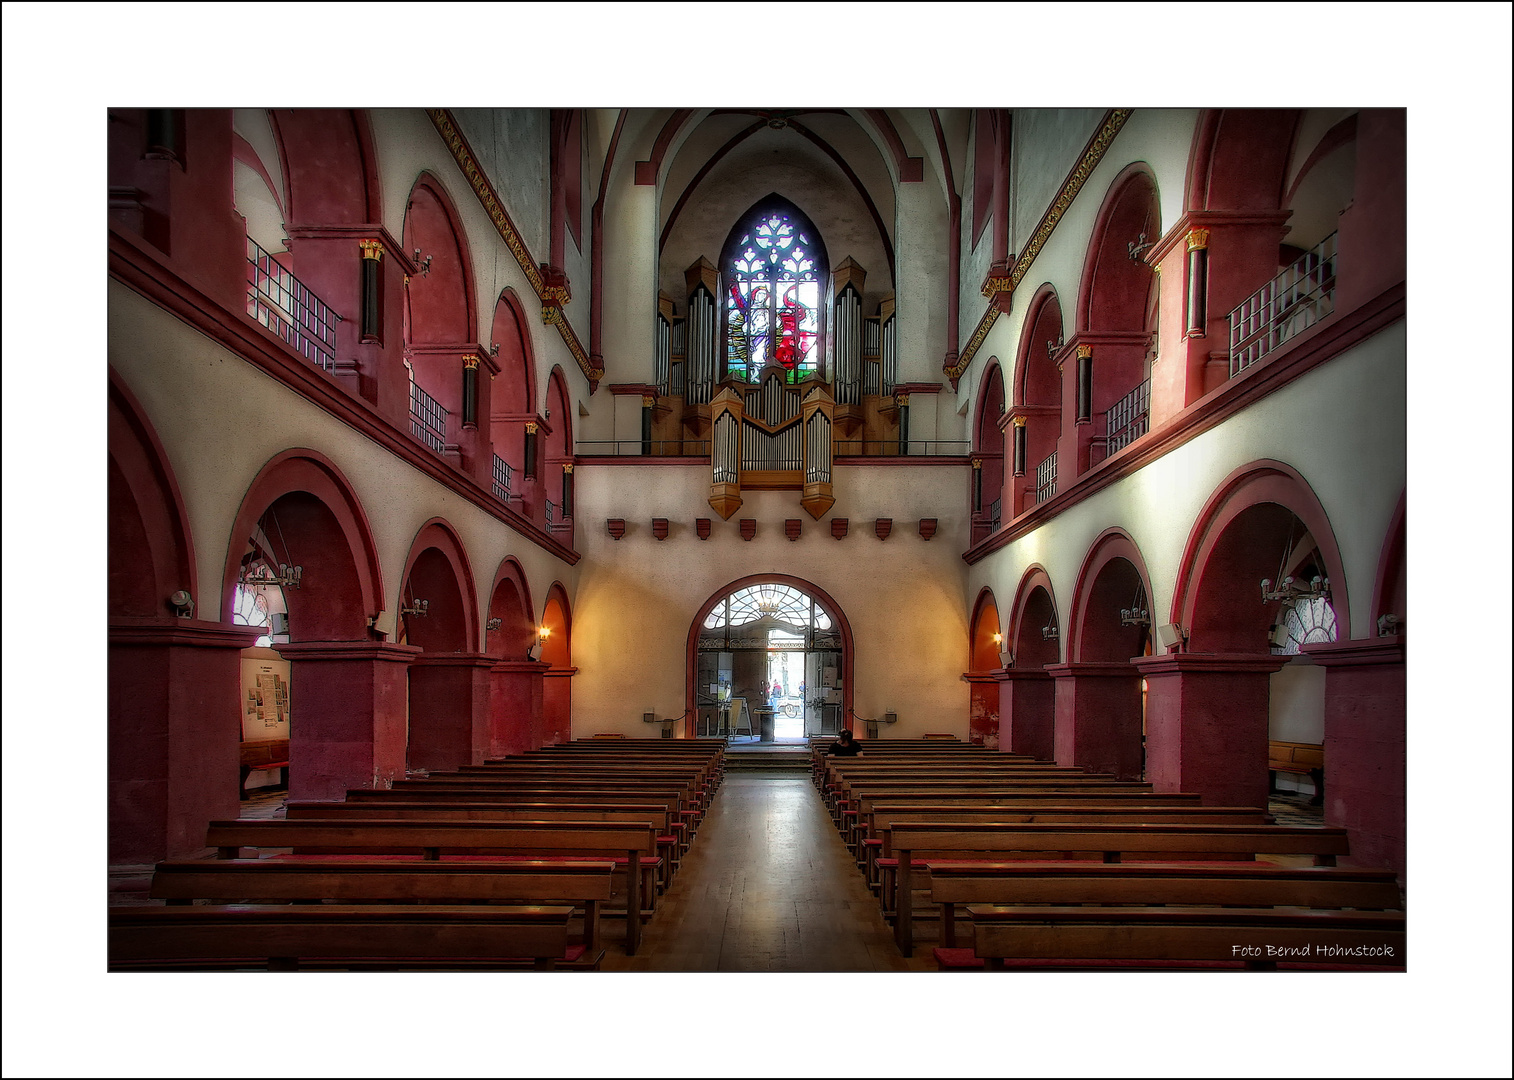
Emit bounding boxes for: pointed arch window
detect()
[721,199,828,384]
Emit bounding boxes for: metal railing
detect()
[1229,231,1338,377]
[987,497,1002,531]
[491,454,513,500]
[246,236,339,371]
[575,439,710,457]
[409,382,448,455]
[1035,451,1058,504]
[832,439,970,457]
[545,499,558,525]
[1105,378,1150,456]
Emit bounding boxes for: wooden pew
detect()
[204,818,659,955]
[1270,739,1325,804]
[924,861,1403,950]
[148,857,615,964]
[964,904,1404,970]
[239,738,289,799]
[109,904,575,971]
[886,821,1354,955]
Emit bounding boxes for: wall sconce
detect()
[400,599,430,618]
[991,632,1003,646]
[1041,619,1059,642]
[167,590,194,618]
[490,343,500,356]
[486,617,503,632]
[1377,614,1402,637]
[1127,232,1155,262]
[1260,575,1329,603]
[1120,607,1150,627]
[412,248,433,276]
[527,625,551,660]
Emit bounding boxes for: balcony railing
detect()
[986,497,1002,531]
[1105,378,1151,456]
[1229,231,1338,377]
[832,439,970,457]
[245,236,339,372]
[491,454,513,500]
[545,499,558,525]
[409,382,448,455]
[576,439,710,457]
[1035,451,1058,504]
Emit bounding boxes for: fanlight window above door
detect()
[704,583,833,630]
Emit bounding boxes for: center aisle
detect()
[604,770,936,972]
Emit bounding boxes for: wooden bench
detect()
[204,818,660,955]
[887,820,1354,955]
[109,904,575,971]
[239,738,289,799]
[1270,739,1325,804]
[148,857,615,964]
[963,903,1404,970]
[924,861,1403,950]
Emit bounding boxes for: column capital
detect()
[1132,651,1291,677]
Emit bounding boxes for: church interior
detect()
[6,9,1513,1077]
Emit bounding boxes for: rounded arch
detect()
[1371,490,1406,634]
[1008,564,1061,669]
[1186,108,1301,213]
[540,581,574,746]
[220,450,384,638]
[968,587,1003,671]
[973,361,1006,449]
[489,288,538,416]
[1077,163,1161,334]
[1067,528,1155,664]
[1172,460,1353,649]
[486,556,536,660]
[685,573,856,736]
[268,108,380,225]
[109,372,198,617]
[544,366,573,460]
[403,172,479,344]
[972,361,1006,534]
[1014,284,1065,408]
[398,518,479,654]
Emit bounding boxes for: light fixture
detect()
[1377,614,1402,637]
[1041,618,1059,641]
[1120,607,1150,627]
[1046,336,1063,360]
[991,632,1003,646]
[527,625,551,660]
[167,590,194,618]
[400,599,429,618]
[486,617,503,632]
[239,562,302,590]
[412,248,432,276]
[1260,575,1329,604]
[1127,232,1155,262]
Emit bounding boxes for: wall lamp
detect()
[412,248,433,276]
[1127,232,1155,261]
[485,617,503,632]
[1377,614,1402,637]
[1260,575,1329,604]
[400,599,430,618]
[167,590,194,618]
[527,625,551,660]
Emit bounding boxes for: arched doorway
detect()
[687,577,852,742]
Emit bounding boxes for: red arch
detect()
[108,371,198,616]
[399,518,480,654]
[404,172,479,343]
[489,288,538,414]
[1185,108,1300,212]
[968,587,1003,671]
[1371,490,1406,632]
[1076,163,1161,334]
[544,366,573,460]
[973,361,1005,450]
[1282,113,1359,210]
[1172,460,1353,643]
[1008,564,1061,668]
[1067,528,1154,664]
[268,108,379,225]
[220,450,384,634]
[685,574,856,737]
[540,581,573,666]
[1013,284,1064,407]
[486,556,536,660]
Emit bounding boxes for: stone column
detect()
[1134,652,1289,808]
[1047,661,1145,780]
[489,659,550,759]
[407,653,497,771]
[964,671,1006,748]
[109,618,262,865]
[275,640,420,801]
[1000,668,1056,761]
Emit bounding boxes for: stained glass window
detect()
[724,206,824,383]
[1270,595,1338,655]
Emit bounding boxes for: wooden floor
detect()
[604,770,936,972]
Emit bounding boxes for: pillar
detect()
[1302,637,1406,875]
[407,654,497,771]
[965,671,1005,748]
[1000,668,1056,761]
[543,666,577,746]
[1047,661,1144,780]
[275,640,420,801]
[489,659,550,759]
[1134,652,1288,808]
[109,618,262,865]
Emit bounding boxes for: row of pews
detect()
[810,736,1405,970]
[109,737,725,971]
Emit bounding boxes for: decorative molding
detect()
[607,519,626,541]
[1077,344,1093,359]
[1011,415,1026,428]
[785,519,802,542]
[696,518,711,540]
[525,421,538,434]
[918,518,938,541]
[831,518,849,540]
[358,239,385,261]
[875,518,892,541]
[947,109,1133,381]
[653,518,670,541]
[1185,227,1211,252]
[740,519,757,541]
[428,109,601,387]
[462,356,479,370]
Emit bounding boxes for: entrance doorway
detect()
[690,580,849,742]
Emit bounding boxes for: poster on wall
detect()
[240,653,292,741]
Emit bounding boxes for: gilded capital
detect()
[1012,415,1026,428]
[1185,228,1211,252]
[563,462,574,474]
[1076,345,1093,360]
[895,393,911,408]
[525,421,539,434]
[359,239,385,261]
[642,395,656,408]
[971,457,983,470]
[462,356,480,370]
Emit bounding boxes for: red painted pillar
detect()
[543,666,577,746]
[407,654,497,771]
[964,671,1004,748]
[1047,662,1145,779]
[1000,669,1056,761]
[276,640,419,800]
[1302,638,1405,875]
[109,618,262,865]
[488,659,549,759]
[1134,653,1287,808]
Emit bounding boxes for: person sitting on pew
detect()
[826,730,863,757]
